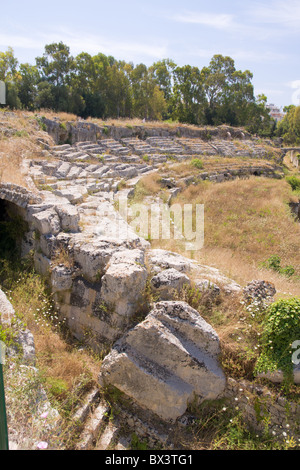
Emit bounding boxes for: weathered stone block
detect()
[99,301,226,421]
[100,249,147,318]
[150,268,191,300]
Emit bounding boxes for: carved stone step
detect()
[75,401,109,450]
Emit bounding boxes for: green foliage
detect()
[286,175,300,191]
[46,377,69,399]
[261,255,295,278]
[277,105,300,145]
[262,254,281,272]
[131,432,148,450]
[0,44,276,132]
[191,158,204,169]
[59,121,67,130]
[254,297,300,381]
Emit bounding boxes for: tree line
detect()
[0,42,277,135]
[276,105,300,145]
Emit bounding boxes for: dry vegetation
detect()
[138,173,300,297]
[0,109,53,187]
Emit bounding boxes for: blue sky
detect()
[1,0,300,108]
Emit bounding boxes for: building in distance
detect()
[266,103,285,122]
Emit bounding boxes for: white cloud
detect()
[187,47,287,64]
[171,12,235,30]
[248,0,300,27]
[0,29,168,62]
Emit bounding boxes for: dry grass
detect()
[149,176,300,296]
[0,110,54,187]
[160,157,276,180]
[37,109,78,122]
[129,171,163,204]
[88,116,222,131]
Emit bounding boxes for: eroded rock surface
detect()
[99,301,226,421]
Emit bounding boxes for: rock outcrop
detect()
[99,301,226,421]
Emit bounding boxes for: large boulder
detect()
[99,301,226,422]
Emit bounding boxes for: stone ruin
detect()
[0,118,289,425]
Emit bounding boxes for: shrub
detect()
[254,297,300,381]
[59,122,67,131]
[261,254,281,272]
[279,265,295,278]
[191,158,204,170]
[261,255,295,278]
[286,175,300,191]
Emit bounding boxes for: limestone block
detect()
[257,366,300,385]
[148,249,196,273]
[51,265,73,292]
[31,208,61,235]
[100,249,147,317]
[55,204,79,232]
[14,329,36,365]
[53,187,85,204]
[99,301,226,421]
[73,242,116,282]
[34,252,51,278]
[150,268,191,300]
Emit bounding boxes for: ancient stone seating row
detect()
[145,136,184,154]
[50,137,277,163]
[29,157,153,204]
[97,139,130,156]
[176,138,217,155]
[120,137,157,155]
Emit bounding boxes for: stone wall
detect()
[42,117,251,145]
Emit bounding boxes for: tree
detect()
[277,105,300,144]
[36,42,74,111]
[149,59,176,118]
[35,81,56,110]
[246,94,275,136]
[171,65,205,124]
[18,63,40,110]
[106,61,132,118]
[0,47,21,109]
[36,42,74,87]
[201,55,235,124]
[0,47,18,81]
[130,63,167,120]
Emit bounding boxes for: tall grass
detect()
[0,111,53,187]
[169,177,300,295]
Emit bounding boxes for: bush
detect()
[191,158,204,169]
[286,175,300,191]
[255,297,300,381]
[262,254,281,272]
[261,255,295,278]
[279,265,295,278]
